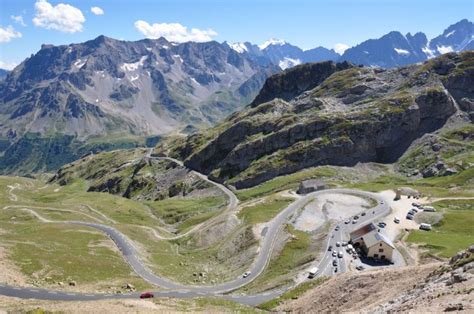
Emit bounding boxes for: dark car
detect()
[356,265,365,271]
[335,226,340,231]
[361,212,366,216]
[378,222,386,228]
[140,292,154,299]
[406,214,414,220]
[328,245,333,251]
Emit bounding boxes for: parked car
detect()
[328,245,333,251]
[342,241,348,246]
[332,250,337,257]
[308,267,319,279]
[243,271,251,278]
[361,212,366,216]
[411,207,419,213]
[380,201,384,204]
[336,241,341,247]
[423,206,436,212]
[140,292,154,299]
[419,223,432,231]
[408,210,416,215]
[356,265,365,271]
[338,251,343,258]
[334,267,338,273]
[335,226,340,231]
[406,214,414,220]
[394,217,400,224]
[333,259,338,266]
[412,202,421,208]
[344,219,351,224]
[352,219,358,224]
[378,222,386,228]
[353,215,359,220]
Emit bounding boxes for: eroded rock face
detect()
[250,61,353,106]
[164,52,472,188]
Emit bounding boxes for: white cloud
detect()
[134,20,217,42]
[11,15,27,27]
[0,25,22,43]
[33,0,85,33]
[90,6,104,15]
[334,43,350,55]
[0,60,18,70]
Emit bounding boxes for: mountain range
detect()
[0,19,471,174]
[227,19,473,69]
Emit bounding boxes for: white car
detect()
[336,241,341,247]
[394,217,400,223]
[243,271,251,278]
[338,251,343,258]
[332,250,337,257]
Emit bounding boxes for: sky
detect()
[0,0,472,70]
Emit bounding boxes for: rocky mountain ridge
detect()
[159,51,473,188]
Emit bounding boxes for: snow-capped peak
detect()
[230,42,248,53]
[259,38,287,50]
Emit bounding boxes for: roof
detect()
[363,231,395,249]
[350,223,377,241]
[300,179,325,188]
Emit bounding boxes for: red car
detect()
[140,292,154,299]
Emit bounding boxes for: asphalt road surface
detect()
[0,155,392,305]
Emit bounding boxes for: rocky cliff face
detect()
[162,51,473,189]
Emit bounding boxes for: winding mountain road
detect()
[0,155,391,305]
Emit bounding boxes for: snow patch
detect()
[120,56,148,72]
[173,54,184,63]
[66,47,72,53]
[162,45,169,49]
[230,42,248,53]
[437,45,454,54]
[445,30,456,38]
[259,38,287,50]
[278,57,301,70]
[363,51,369,54]
[146,47,152,51]
[422,46,436,59]
[394,48,410,55]
[73,58,87,69]
[190,77,200,85]
[130,74,139,82]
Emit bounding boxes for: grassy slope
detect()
[0,176,236,286]
[0,210,150,290]
[407,200,474,258]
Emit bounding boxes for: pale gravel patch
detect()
[293,193,370,232]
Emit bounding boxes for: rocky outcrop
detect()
[167,52,470,188]
[250,61,352,106]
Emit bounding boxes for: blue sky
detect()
[0,0,472,69]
